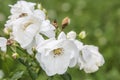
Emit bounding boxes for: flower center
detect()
[53,48,63,55]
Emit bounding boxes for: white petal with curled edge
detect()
[41,30,55,38]
[39,20,55,38]
[34,10,45,21]
[40,20,55,31]
[58,32,67,40]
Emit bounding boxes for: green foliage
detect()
[10,71,24,80]
[0,0,120,80]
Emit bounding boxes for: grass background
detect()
[0,0,120,80]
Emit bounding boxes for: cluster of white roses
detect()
[0,1,105,76]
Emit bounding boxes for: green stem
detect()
[47,76,53,80]
[13,46,38,80]
[10,45,39,80]
[27,67,38,80]
[18,58,38,80]
[61,72,72,80]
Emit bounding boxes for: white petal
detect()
[84,64,99,73]
[53,40,78,74]
[39,20,55,38]
[25,23,40,37]
[36,52,56,76]
[10,1,36,14]
[0,37,7,52]
[1,46,7,52]
[34,10,45,20]
[60,40,79,67]
[40,20,55,31]
[36,39,59,54]
[74,40,83,51]
[41,30,55,38]
[58,32,67,40]
[24,39,35,55]
[13,30,33,48]
[0,37,7,47]
[35,34,44,45]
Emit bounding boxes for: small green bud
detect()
[32,47,37,54]
[79,31,86,39]
[12,53,19,59]
[3,28,11,35]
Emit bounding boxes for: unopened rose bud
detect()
[7,39,14,45]
[12,53,19,59]
[79,31,86,39]
[62,17,70,29]
[67,31,76,40]
[37,3,42,10]
[52,19,58,28]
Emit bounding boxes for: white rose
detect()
[78,45,105,73]
[10,1,36,15]
[35,32,79,76]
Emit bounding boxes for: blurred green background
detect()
[0,0,120,80]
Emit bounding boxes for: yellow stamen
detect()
[53,48,63,55]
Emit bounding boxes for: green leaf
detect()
[36,70,48,80]
[10,71,24,80]
[27,67,38,80]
